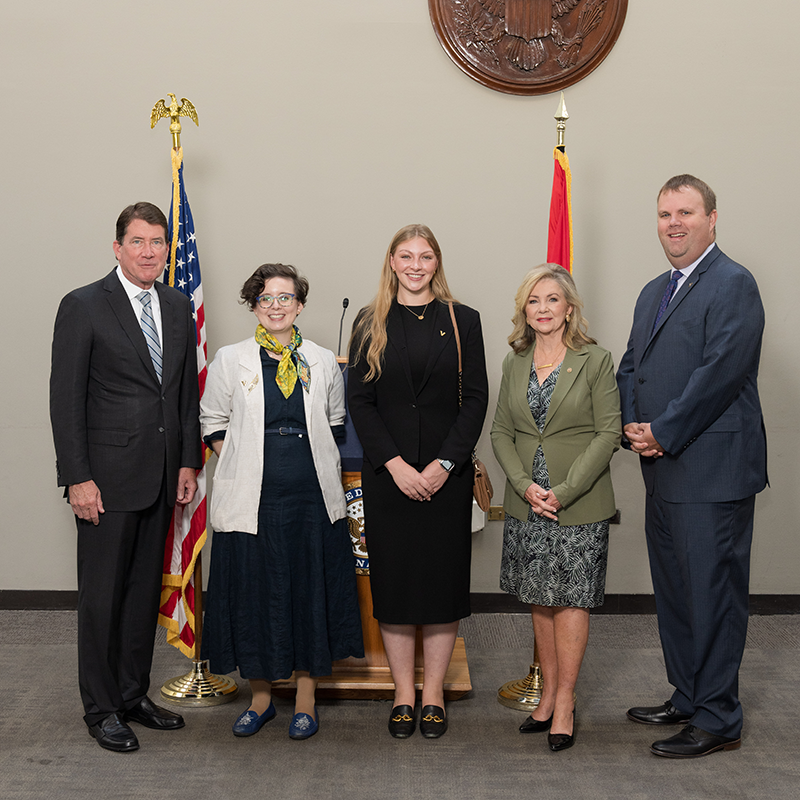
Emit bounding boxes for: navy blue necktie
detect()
[652,270,682,333]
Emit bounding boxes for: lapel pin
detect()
[440,330,446,336]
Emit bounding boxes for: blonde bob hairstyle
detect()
[350,224,457,381]
[508,264,596,355]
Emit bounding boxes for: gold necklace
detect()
[400,299,432,320]
[534,345,566,370]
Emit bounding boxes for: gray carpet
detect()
[1,611,798,799]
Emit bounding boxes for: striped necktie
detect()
[652,270,682,334]
[137,290,163,382]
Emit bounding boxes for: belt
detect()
[264,427,308,437]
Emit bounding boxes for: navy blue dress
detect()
[202,351,364,680]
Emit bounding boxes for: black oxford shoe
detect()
[650,724,741,758]
[88,713,139,753]
[388,704,416,739]
[125,696,185,730]
[627,700,692,725]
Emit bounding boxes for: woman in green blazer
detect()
[491,264,621,752]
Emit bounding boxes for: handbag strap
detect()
[448,301,479,468]
[448,301,462,407]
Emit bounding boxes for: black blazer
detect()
[50,269,201,511]
[348,300,488,476]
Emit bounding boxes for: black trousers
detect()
[76,480,172,726]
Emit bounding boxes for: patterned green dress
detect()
[499,363,609,608]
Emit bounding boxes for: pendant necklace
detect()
[400,299,431,320]
[534,345,566,370]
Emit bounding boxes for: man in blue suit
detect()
[617,175,767,758]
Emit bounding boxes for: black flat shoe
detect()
[388,705,416,739]
[419,705,447,739]
[519,713,553,733]
[125,696,185,730]
[88,713,139,753]
[627,700,691,726]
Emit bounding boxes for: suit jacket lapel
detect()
[648,245,720,344]
[417,301,452,395]
[543,347,588,431]
[103,271,160,383]
[511,347,539,432]
[386,302,415,396]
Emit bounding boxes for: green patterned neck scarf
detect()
[254,324,311,398]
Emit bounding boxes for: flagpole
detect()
[497,94,571,713]
[151,94,238,706]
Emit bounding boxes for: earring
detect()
[566,314,571,322]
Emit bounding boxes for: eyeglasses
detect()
[256,293,296,308]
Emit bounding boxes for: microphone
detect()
[338,298,350,357]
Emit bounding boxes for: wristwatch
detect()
[437,459,455,473]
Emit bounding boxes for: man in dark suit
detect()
[617,175,767,758]
[50,202,201,752]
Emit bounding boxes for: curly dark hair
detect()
[240,263,309,308]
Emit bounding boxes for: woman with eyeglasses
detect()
[200,263,363,741]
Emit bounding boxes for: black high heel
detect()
[519,713,553,733]
[548,707,576,752]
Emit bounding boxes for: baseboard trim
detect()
[2,590,798,615]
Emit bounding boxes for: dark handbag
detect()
[448,302,493,512]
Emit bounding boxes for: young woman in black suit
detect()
[348,224,488,739]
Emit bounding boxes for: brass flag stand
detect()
[497,93,570,713]
[151,94,238,706]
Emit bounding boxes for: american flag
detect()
[157,155,209,658]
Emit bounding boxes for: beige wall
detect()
[2,1,797,593]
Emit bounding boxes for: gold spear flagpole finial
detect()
[554,91,569,150]
[150,93,199,151]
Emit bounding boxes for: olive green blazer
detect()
[491,343,621,526]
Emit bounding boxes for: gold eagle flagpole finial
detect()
[150,94,199,285]
[150,93,199,151]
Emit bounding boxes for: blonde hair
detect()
[508,264,596,355]
[350,224,457,381]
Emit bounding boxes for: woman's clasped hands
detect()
[524,482,562,521]
[385,456,450,502]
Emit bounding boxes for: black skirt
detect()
[363,461,473,625]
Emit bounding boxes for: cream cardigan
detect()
[200,336,347,533]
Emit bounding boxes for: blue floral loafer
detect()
[232,702,276,737]
[289,708,319,740]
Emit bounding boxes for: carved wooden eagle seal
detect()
[429,0,627,95]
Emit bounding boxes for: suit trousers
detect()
[645,491,754,738]
[76,479,172,726]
